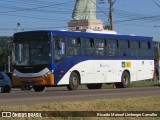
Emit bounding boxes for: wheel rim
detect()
[123,76,128,85]
[72,76,78,86]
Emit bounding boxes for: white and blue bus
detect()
[12,30,154,92]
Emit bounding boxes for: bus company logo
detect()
[121,62,131,68]
[122,62,125,68]
[100,64,109,68]
[2,112,11,117]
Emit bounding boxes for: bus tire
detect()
[1,85,11,93]
[115,71,130,88]
[33,85,45,92]
[67,72,79,90]
[87,83,102,89]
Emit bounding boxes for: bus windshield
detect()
[12,40,51,66]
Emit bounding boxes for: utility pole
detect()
[109,0,114,30]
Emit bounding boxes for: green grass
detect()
[1,96,159,111]
[1,80,160,120]
[0,96,160,120]
[129,80,160,88]
[99,80,160,89]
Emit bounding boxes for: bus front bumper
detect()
[12,74,54,86]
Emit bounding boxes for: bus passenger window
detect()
[90,39,94,47]
[130,41,139,56]
[95,39,105,56]
[81,38,91,47]
[117,40,128,57]
[68,37,81,56]
[54,36,65,62]
[107,40,117,56]
[57,39,65,55]
[81,38,94,56]
[68,48,78,55]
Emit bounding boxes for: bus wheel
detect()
[87,83,102,89]
[33,85,45,92]
[1,85,11,93]
[67,72,79,90]
[115,71,130,88]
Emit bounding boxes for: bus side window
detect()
[141,41,150,57]
[130,41,139,57]
[90,39,94,47]
[107,39,117,56]
[68,37,81,56]
[147,41,151,49]
[95,39,105,56]
[54,36,65,61]
[117,40,128,57]
[77,38,81,47]
[81,38,94,55]
[58,38,65,55]
[147,41,152,57]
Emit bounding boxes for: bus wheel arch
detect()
[67,71,80,90]
[115,70,130,88]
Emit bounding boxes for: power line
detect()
[115,15,160,23]
[91,0,109,17]
[0,12,70,22]
[0,1,74,14]
[153,0,160,8]
[0,25,68,31]
[0,0,159,35]
[115,22,153,28]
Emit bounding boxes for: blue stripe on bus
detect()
[52,56,154,85]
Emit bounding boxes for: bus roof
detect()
[14,30,153,41]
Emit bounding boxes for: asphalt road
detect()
[0,87,159,106]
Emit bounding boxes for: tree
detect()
[0,36,12,71]
[104,25,112,30]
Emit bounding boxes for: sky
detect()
[0,0,160,40]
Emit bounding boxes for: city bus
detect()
[12,30,154,92]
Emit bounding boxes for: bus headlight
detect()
[13,73,16,77]
[42,71,52,78]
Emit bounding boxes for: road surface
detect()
[0,87,159,106]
